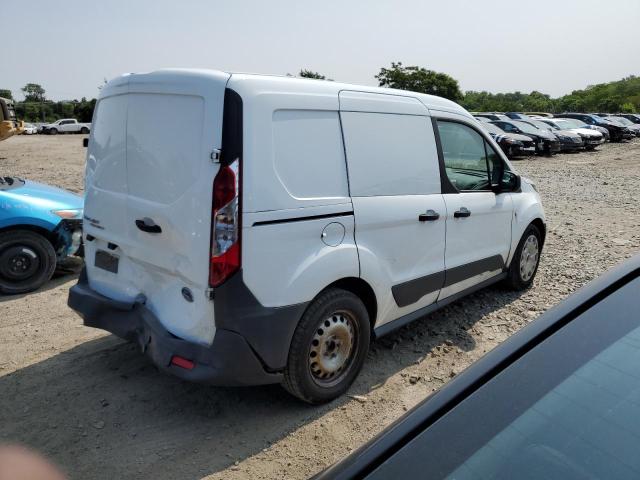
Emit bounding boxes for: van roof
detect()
[103,68,470,117]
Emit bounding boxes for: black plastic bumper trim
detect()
[67,269,283,386]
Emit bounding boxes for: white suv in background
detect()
[69,69,545,403]
[42,118,91,134]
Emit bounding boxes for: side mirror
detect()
[503,171,520,192]
[82,138,89,148]
[493,171,520,193]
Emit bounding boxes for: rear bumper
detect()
[68,269,283,386]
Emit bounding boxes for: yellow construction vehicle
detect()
[0,97,24,141]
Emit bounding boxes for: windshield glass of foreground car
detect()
[367,275,640,479]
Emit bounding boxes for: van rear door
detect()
[84,70,230,345]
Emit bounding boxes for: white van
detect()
[69,69,545,403]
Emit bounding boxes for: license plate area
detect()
[95,250,119,274]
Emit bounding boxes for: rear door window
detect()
[88,95,128,193]
[126,93,204,204]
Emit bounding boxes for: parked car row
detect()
[20,118,91,135]
[472,111,639,159]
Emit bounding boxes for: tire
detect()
[283,288,371,404]
[80,127,89,134]
[505,224,542,291]
[49,128,58,135]
[0,230,57,295]
[585,145,596,151]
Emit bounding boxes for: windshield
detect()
[552,119,574,129]
[511,121,543,135]
[540,120,561,130]
[530,120,554,131]
[561,118,588,128]
[609,117,632,126]
[479,122,504,135]
[367,275,640,480]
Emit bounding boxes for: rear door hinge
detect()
[210,149,221,163]
[205,287,215,301]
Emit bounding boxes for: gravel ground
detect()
[0,134,639,480]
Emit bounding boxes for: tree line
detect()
[303,65,640,113]
[2,66,638,123]
[0,84,95,123]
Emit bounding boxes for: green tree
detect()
[0,89,13,100]
[621,102,635,113]
[21,83,46,102]
[299,69,326,80]
[376,62,463,102]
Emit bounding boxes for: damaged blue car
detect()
[0,176,83,294]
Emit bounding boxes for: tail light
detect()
[210,158,240,287]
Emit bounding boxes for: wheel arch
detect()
[0,224,56,245]
[530,217,546,248]
[317,277,378,335]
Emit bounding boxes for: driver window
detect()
[437,120,490,191]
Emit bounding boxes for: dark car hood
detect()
[497,132,533,142]
[527,129,556,140]
[555,129,582,139]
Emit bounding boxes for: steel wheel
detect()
[308,310,358,388]
[0,246,40,281]
[519,234,539,282]
[0,230,57,295]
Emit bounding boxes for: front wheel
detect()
[0,230,57,295]
[49,128,58,135]
[505,224,542,290]
[283,288,371,404]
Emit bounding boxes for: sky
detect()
[3,0,640,101]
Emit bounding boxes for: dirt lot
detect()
[1,134,639,479]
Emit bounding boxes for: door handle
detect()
[135,218,162,234]
[454,207,471,218]
[419,210,440,222]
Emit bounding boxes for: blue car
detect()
[0,175,83,294]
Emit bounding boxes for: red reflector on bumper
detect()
[171,355,195,370]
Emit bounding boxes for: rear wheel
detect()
[505,224,542,290]
[80,127,89,134]
[0,230,57,295]
[283,288,370,404]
